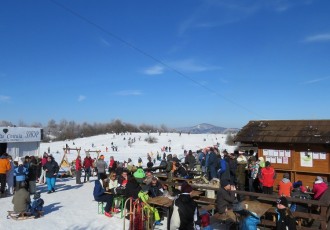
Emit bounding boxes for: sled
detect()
[7,211,44,220]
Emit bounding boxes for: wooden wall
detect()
[257,144,330,189]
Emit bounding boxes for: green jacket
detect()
[12,188,31,213]
[133,168,145,179]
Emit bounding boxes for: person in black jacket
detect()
[216,180,237,215]
[43,155,59,194]
[275,196,296,230]
[148,177,163,198]
[170,182,200,229]
[27,156,38,194]
[123,175,141,211]
[173,162,189,178]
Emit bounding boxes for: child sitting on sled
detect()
[29,192,44,218]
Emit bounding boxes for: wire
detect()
[49,0,265,119]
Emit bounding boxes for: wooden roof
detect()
[234,120,330,144]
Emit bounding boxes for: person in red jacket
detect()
[312,176,328,200]
[259,161,276,194]
[75,155,83,184]
[108,156,116,173]
[83,154,93,183]
[39,152,48,184]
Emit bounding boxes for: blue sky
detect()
[1,0,330,129]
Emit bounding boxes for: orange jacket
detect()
[278,180,292,197]
[0,157,11,174]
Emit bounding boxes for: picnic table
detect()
[148,196,174,230]
[148,196,173,208]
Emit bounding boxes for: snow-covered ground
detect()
[0,132,237,230]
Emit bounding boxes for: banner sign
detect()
[0,127,42,143]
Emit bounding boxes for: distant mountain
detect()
[175,123,239,134]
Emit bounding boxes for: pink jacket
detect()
[41,157,48,166]
[313,182,328,200]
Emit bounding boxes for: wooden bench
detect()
[194,197,217,215]
[198,204,216,215]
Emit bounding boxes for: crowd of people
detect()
[88,146,329,229]
[1,145,329,228]
[0,152,54,217]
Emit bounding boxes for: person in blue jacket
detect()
[207,147,218,180]
[93,174,114,218]
[14,159,28,191]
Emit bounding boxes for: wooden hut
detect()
[234,120,330,189]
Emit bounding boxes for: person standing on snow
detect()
[0,153,11,197]
[96,155,107,180]
[39,153,48,184]
[27,156,38,194]
[75,155,83,184]
[207,147,218,180]
[43,155,59,194]
[83,154,93,183]
[14,159,28,191]
[6,155,15,195]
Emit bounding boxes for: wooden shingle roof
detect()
[234,120,330,144]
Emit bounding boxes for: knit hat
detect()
[258,157,264,162]
[221,180,231,188]
[316,176,323,182]
[265,161,271,167]
[293,180,302,188]
[276,196,288,207]
[283,173,290,179]
[181,182,193,193]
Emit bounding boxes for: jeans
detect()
[40,169,46,183]
[46,177,56,191]
[84,167,91,182]
[96,194,114,213]
[0,174,6,193]
[76,170,82,184]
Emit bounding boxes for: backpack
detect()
[165,161,172,172]
[160,160,167,169]
[290,203,297,212]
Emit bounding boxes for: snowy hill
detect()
[175,123,239,134]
